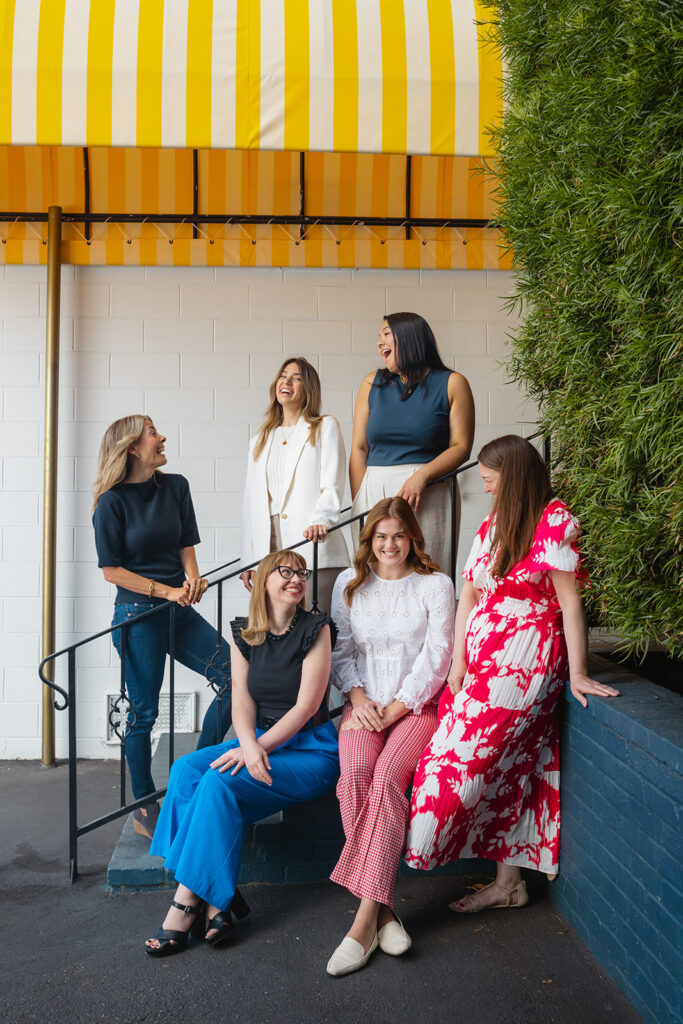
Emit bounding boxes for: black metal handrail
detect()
[38,430,544,880]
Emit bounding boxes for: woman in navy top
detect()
[349,312,475,573]
[92,415,232,839]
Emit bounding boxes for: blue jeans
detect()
[111,602,232,801]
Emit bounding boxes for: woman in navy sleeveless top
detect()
[349,313,475,574]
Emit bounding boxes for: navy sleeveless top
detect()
[366,368,451,466]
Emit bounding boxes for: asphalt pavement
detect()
[0,760,643,1024]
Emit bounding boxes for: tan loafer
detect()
[326,933,379,976]
[377,915,412,956]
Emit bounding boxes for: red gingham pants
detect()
[330,701,438,905]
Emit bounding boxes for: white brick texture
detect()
[0,266,531,757]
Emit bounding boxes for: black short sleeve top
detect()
[92,473,200,603]
[230,610,337,721]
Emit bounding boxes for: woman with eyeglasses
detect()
[145,549,339,958]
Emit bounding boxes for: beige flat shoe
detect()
[326,933,379,977]
[377,915,412,956]
[450,879,528,913]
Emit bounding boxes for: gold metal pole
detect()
[41,205,62,766]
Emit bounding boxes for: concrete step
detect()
[107,732,479,892]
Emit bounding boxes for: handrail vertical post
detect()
[450,475,457,584]
[119,625,127,808]
[41,204,62,767]
[215,582,224,746]
[67,649,78,882]
[168,603,176,769]
[312,540,319,612]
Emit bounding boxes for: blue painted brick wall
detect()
[550,655,682,1024]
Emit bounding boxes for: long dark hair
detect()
[377,312,449,399]
[478,435,553,578]
[344,497,440,604]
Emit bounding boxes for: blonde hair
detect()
[344,497,440,605]
[241,549,308,646]
[253,358,323,460]
[92,415,147,510]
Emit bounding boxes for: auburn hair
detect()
[92,414,149,510]
[344,497,440,605]
[253,357,323,460]
[478,435,552,577]
[241,549,308,646]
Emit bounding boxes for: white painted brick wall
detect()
[0,265,535,759]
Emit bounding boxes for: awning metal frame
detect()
[0,149,491,245]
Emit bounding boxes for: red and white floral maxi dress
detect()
[404,500,584,875]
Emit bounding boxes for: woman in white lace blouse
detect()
[325,497,454,977]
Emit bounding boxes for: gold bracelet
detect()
[148,579,155,598]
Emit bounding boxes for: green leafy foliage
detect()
[482,0,683,655]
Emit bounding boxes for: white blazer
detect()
[241,415,351,570]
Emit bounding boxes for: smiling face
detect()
[478,461,500,496]
[371,517,412,575]
[378,320,399,374]
[130,419,167,472]
[275,362,306,413]
[265,555,307,608]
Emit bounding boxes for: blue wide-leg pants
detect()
[150,721,339,911]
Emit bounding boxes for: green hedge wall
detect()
[483,0,683,656]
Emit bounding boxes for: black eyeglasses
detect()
[273,565,312,581]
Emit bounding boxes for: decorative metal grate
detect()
[105,692,196,744]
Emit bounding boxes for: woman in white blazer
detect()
[241,357,350,614]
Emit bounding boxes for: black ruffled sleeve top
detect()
[230,610,336,721]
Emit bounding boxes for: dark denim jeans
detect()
[111,601,232,801]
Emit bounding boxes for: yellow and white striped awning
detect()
[1,0,501,156]
[0,145,510,269]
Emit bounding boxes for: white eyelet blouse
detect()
[330,568,455,714]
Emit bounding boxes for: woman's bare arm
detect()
[349,373,374,499]
[551,570,620,707]
[397,372,475,509]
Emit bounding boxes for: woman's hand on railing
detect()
[447,656,468,694]
[303,523,328,542]
[239,569,255,592]
[397,468,428,511]
[183,577,209,605]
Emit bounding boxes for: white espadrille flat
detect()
[326,933,379,977]
[377,915,412,956]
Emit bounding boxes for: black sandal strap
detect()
[171,900,200,915]
[207,911,232,930]
[153,927,188,942]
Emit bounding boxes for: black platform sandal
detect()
[145,899,205,958]
[231,888,251,921]
[205,889,251,946]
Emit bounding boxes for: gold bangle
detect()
[148,579,155,598]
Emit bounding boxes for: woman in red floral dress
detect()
[404,435,619,910]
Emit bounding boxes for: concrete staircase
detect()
[107,732,476,891]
